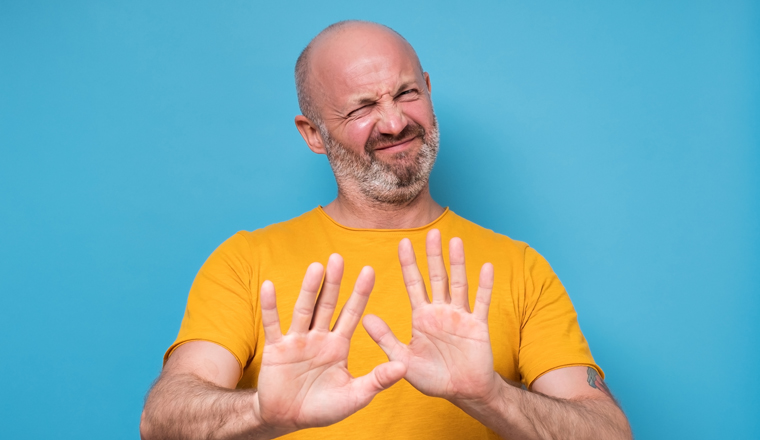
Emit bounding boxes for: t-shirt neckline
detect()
[315,206,451,232]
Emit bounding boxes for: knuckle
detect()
[294,305,314,316]
[405,277,423,288]
[450,280,468,289]
[429,274,448,282]
[343,306,361,318]
[317,298,337,309]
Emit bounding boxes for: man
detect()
[140,21,632,440]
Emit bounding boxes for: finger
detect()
[287,262,324,334]
[310,254,344,331]
[398,238,429,309]
[260,280,282,343]
[473,263,494,322]
[362,314,407,361]
[426,229,450,304]
[332,266,375,339]
[350,361,407,407]
[448,237,470,311]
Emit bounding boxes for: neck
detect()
[322,184,445,229]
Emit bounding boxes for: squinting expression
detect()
[313,30,439,204]
[320,116,439,204]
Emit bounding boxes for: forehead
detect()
[310,26,424,109]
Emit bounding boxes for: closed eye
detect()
[396,89,419,100]
[347,104,373,118]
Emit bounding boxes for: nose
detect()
[375,102,408,137]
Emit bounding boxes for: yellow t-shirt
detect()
[166,207,600,439]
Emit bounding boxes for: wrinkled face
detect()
[319,116,439,204]
[310,26,439,204]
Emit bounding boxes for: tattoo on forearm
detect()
[587,367,614,399]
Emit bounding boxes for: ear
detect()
[295,115,327,155]
[424,72,431,94]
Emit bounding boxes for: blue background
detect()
[1,1,758,439]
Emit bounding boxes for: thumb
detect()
[371,360,407,390]
[362,314,406,361]
[352,361,407,403]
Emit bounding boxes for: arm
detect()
[457,366,630,440]
[362,230,631,440]
[141,254,406,440]
[140,341,277,440]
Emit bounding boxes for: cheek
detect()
[351,117,375,134]
[400,101,435,127]
[343,119,374,146]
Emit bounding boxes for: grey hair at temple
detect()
[294,20,423,125]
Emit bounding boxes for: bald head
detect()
[295,21,424,124]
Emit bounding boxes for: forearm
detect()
[456,377,632,440]
[140,372,282,440]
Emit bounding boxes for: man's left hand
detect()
[363,229,500,407]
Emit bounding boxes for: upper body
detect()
[140,20,632,440]
[164,207,598,439]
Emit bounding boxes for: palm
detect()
[364,230,498,404]
[405,304,494,399]
[255,257,405,433]
[258,331,357,427]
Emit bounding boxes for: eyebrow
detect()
[348,80,418,108]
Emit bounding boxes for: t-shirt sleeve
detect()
[518,246,602,387]
[163,232,258,374]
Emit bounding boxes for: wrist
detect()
[452,373,516,426]
[248,392,292,440]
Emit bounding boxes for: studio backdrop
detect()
[0,1,758,439]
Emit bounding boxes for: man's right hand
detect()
[141,254,405,440]
[253,254,407,436]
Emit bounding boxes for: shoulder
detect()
[444,211,530,258]
[204,209,324,264]
[248,208,323,239]
[229,208,324,246]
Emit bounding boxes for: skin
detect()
[141,256,406,440]
[294,23,444,229]
[140,22,632,440]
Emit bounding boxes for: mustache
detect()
[365,123,426,153]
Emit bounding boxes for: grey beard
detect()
[320,119,440,205]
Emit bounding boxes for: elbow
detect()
[620,425,633,440]
[622,421,634,440]
[614,408,633,440]
[140,407,159,440]
[139,410,152,440]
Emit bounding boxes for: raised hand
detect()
[363,229,499,407]
[254,254,406,435]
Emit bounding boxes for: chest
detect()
[239,240,524,388]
